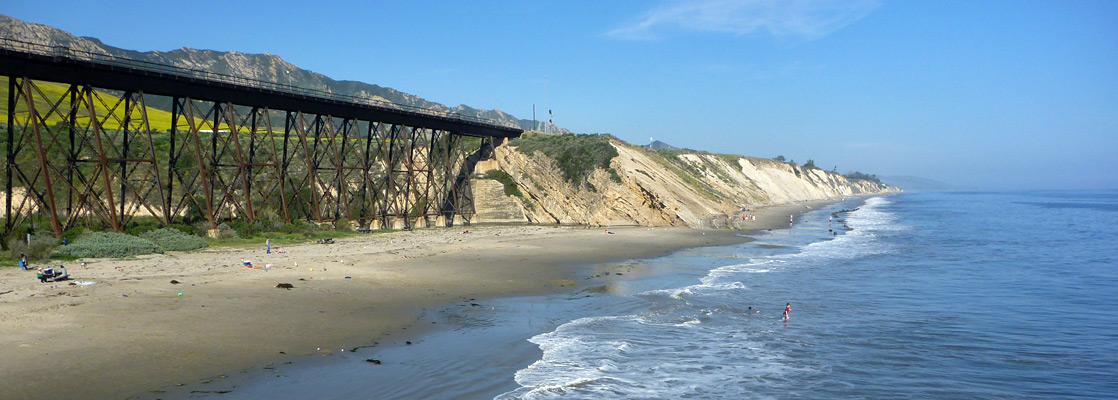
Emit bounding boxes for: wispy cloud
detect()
[608,0,880,41]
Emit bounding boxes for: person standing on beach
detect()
[265,238,271,254]
[782,303,791,320]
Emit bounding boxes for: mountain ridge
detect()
[0,14,565,133]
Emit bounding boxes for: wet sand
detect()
[0,201,829,400]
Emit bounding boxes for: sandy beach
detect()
[0,201,827,400]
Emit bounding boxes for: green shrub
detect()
[56,232,163,259]
[843,171,882,184]
[226,221,258,238]
[8,234,58,261]
[124,217,163,236]
[283,222,306,234]
[253,219,281,233]
[141,228,207,252]
[484,170,524,197]
[513,133,618,188]
[213,223,238,239]
[170,223,199,236]
[334,218,353,232]
[279,221,306,234]
[276,220,326,236]
[62,226,89,245]
[609,169,622,183]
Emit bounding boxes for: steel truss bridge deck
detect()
[0,38,522,238]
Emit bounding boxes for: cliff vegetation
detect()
[474,134,900,228]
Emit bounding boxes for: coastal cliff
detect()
[474,135,899,228]
[0,15,898,229]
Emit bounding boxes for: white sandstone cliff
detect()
[473,138,898,228]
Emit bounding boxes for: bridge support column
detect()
[0,42,523,238]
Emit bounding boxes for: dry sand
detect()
[0,201,831,400]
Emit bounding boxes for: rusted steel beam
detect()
[1,75,502,238]
[0,45,523,139]
[5,77,14,235]
[83,86,121,232]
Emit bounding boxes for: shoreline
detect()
[0,200,838,400]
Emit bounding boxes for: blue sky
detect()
[4,0,1116,189]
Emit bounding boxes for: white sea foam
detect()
[497,198,903,399]
[773,196,905,265]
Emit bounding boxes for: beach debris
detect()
[170,280,181,284]
[345,276,352,279]
[276,283,295,289]
[365,359,382,364]
[177,293,183,296]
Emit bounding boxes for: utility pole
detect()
[544,75,549,133]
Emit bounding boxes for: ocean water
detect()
[162,191,1118,399]
[498,191,1118,399]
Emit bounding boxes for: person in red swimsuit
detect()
[782,303,791,320]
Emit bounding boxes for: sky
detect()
[4,0,1116,190]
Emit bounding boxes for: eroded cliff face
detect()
[473,139,898,228]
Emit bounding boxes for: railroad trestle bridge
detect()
[0,38,523,240]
